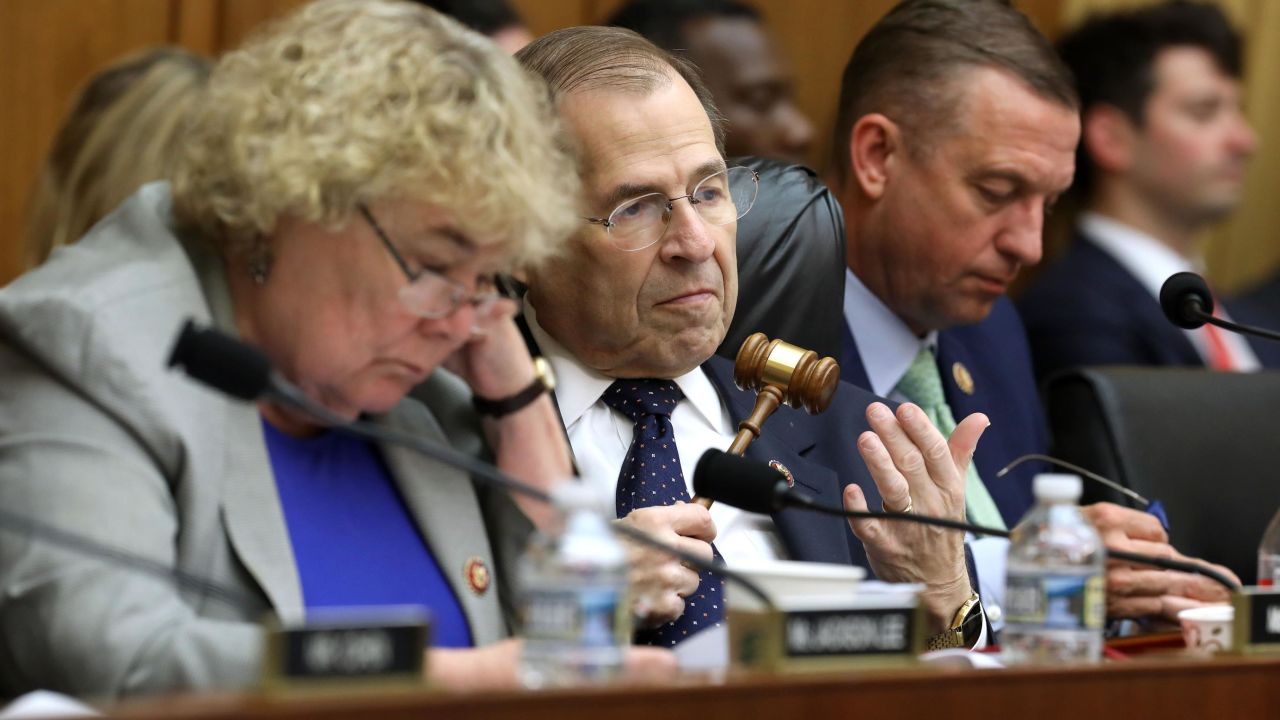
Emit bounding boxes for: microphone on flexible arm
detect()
[166,320,775,610]
[692,449,1241,592]
[1160,271,1280,342]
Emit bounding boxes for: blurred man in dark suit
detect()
[1019,2,1280,378]
[609,0,815,166]
[830,0,1235,628]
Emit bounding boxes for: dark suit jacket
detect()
[840,297,1045,526]
[702,354,883,570]
[520,309,888,572]
[1018,234,1280,382]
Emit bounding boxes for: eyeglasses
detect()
[584,166,760,252]
[358,204,500,319]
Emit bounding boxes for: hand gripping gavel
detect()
[691,332,840,508]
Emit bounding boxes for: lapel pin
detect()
[952,361,975,396]
[464,557,491,596]
[769,460,795,488]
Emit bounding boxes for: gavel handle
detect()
[692,386,784,508]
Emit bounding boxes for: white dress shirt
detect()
[1081,212,1260,371]
[843,268,1009,631]
[524,304,787,564]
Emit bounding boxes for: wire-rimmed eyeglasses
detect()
[583,166,760,252]
[358,203,501,319]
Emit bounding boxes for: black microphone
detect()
[694,449,1002,536]
[1160,271,1280,342]
[693,449,1241,591]
[168,320,775,609]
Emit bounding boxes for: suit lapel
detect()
[702,357,856,565]
[376,403,506,646]
[839,320,873,389]
[219,402,305,623]
[935,331,1032,525]
[186,238,305,622]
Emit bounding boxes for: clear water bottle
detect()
[518,482,630,688]
[1258,507,1280,587]
[1002,473,1105,665]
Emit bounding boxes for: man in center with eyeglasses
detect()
[514,26,992,653]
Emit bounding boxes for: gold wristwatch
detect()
[924,591,982,651]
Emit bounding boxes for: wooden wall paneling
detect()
[1207,0,1280,290]
[172,0,221,56]
[0,0,175,286]
[754,0,899,174]
[511,0,592,37]
[217,0,308,53]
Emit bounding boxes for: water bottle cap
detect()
[1033,473,1082,502]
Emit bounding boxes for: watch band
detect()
[472,358,554,418]
[924,591,982,651]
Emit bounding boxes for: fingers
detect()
[633,570,696,628]
[1108,566,1183,598]
[842,482,883,546]
[865,403,933,489]
[1082,502,1168,544]
[891,404,964,492]
[855,429,911,514]
[621,502,717,543]
[625,532,708,627]
[949,413,989,476]
[470,297,519,336]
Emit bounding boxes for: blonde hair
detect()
[23,47,211,269]
[171,0,579,270]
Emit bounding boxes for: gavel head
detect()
[733,333,840,414]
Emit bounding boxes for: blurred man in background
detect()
[609,0,815,166]
[1019,2,1280,379]
[415,0,533,53]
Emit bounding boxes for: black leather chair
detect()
[1046,366,1280,583]
[717,157,846,363]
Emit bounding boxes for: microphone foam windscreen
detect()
[167,320,273,401]
[1159,271,1214,329]
[692,449,788,514]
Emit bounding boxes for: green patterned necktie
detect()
[893,346,1007,531]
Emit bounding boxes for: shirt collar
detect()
[1079,211,1203,300]
[843,267,937,397]
[524,301,727,431]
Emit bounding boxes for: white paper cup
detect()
[1178,605,1233,654]
[727,560,865,609]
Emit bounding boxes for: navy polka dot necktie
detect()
[603,378,725,647]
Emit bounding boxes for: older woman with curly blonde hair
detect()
[0,0,666,699]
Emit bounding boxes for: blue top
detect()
[262,419,473,648]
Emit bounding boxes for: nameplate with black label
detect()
[261,608,430,692]
[1232,588,1280,654]
[730,605,923,672]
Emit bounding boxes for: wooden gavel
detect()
[691,332,840,508]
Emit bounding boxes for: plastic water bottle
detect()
[1258,507,1280,586]
[1002,473,1105,665]
[518,482,630,688]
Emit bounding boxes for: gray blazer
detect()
[0,184,527,699]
